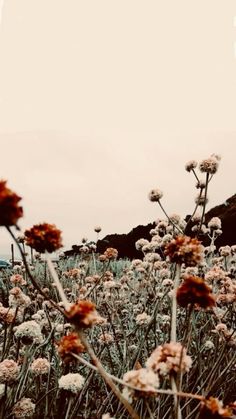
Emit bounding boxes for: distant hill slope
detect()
[204,194,236,247]
[65,194,236,258]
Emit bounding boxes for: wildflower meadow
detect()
[0,154,236,418]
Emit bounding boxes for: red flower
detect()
[177,275,215,308]
[165,235,203,266]
[0,180,23,226]
[57,333,85,363]
[24,223,62,253]
[66,300,102,328]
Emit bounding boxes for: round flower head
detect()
[219,246,231,257]
[57,332,85,363]
[0,304,18,324]
[10,274,26,286]
[98,333,114,344]
[0,180,23,226]
[199,156,219,174]
[196,179,206,189]
[66,300,104,328]
[12,398,35,418]
[148,189,163,202]
[94,226,101,233]
[14,320,43,344]
[103,248,118,260]
[164,235,204,266]
[136,312,151,325]
[199,397,232,418]
[146,342,192,376]
[208,217,222,230]
[176,275,215,308]
[0,359,20,384]
[195,194,209,206]
[9,287,31,309]
[122,368,159,401]
[30,358,50,375]
[58,373,85,393]
[185,160,197,172]
[24,223,62,253]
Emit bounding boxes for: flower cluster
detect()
[0,359,20,384]
[24,223,62,253]
[176,275,215,308]
[30,358,50,375]
[146,342,192,376]
[103,248,118,260]
[199,155,220,174]
[57,333,85,362]
[12,398,35,418]
[123,368,159,402]
[66,300,104,328]
[199,397,232,418]
[58,373,85,393]
[14,320,43,344]
[165,235,204,266]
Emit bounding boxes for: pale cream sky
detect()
[0,1,236,253]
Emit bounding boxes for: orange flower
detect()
[164,235,203,266]
[103,248,118,260]
[176,275,215,308]
[0,180,23,226]
[200,397,232,418]
[24,223,62,253]
[66,300,104,328]
[57,333,85,363]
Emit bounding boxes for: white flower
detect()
[9,288,31,309]
[136,312,151,325]
[135,239,149,251]
[219,246,231,257]
[14,320,43,344]
[148,189,163,202]
[203,340,215,350]
[0,359,20,384]
[122,368,159,402]
[58,373,85,393]
[208,217,221,230]
[185,160,197,172]
[199,156,219,174]
[30,358,50,375]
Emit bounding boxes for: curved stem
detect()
[5,226,64,315]
[77,332,140,419]
[71,352,204,401]
[157,201,183,234]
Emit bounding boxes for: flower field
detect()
[0,154,236,418]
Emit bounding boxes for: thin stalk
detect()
[71,352,204,401]
[45,252,70,310]
[65,396,73,419]
[5,226,64,315]
[171,264,181,342]
[157,201,183,234]
[197,173,209,235]
[76,332,140,419]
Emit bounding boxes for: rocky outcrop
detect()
[96,223,155,259]
[204,194,236,247]
[65,194,236,258]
